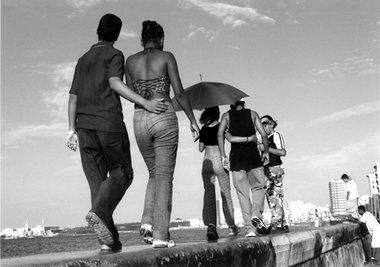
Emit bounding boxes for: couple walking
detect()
[66,14,199,251]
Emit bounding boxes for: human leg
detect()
[248,167,266,219]
[201,157,219,241]
[134,110,156,228]
[232,170,254,234]
[214,158,235,227]
[202,158,217,227]
[249,167,270,234]
[348,198,359,219]
[266,166,287,229]
[78,129,129,246]
[146,108,179,243]
[77,129,108,208]
[91,131,134,224]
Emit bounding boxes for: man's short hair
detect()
[97,14,122,42]
[358,205,366,212]
[341,173,349,180]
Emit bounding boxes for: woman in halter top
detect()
[125,20,200,248]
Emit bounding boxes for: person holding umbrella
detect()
[198,106,240,241]
[125,20,199,248]
[218,99,270,237]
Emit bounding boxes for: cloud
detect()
[308,101,380,127]
[119,29,139,39]
[2,62,76,146]
[40,62,76,120]
[289,134,380,170]
[2,121,66,146]
[183,24,221,41]
[65,0,119,18]
[178,0,275,28]
[310,56,379,81]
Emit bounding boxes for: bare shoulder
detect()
[155,50,174,62]
[125,52,141,66]
[221,112,230,121]
[250,110,259,117]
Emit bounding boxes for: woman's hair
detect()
[97,14,122,42]
[141,20,165,46]
[199,106,220,125]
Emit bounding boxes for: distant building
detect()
[287,200,316,223]
[328,179,346,216]
[1,220,46,239]
[366,163,380,219]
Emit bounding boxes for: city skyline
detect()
[2,0,380,228]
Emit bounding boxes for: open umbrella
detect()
[171,82,249,111]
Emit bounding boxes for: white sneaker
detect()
[140,224,153,244]
[152,240,176,248]
[245,231,256,237]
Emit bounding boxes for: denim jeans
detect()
[133,105,179,241]
[202,154,235,227]
[77,129,134,239]
[232,167,266,232]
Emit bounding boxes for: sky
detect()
[1,0,380,229]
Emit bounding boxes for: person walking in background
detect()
[355,205,380,264]
[341,173,360,219]
[125,20,200,248]
[218,99,270,237]
[198,106,240,241]
[259,115,289,233]
[66,14,168,253]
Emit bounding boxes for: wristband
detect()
[67,130,76,135]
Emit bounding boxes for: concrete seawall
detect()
[1,223,371,267]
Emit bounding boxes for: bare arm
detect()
[66,94,78,151]
[225,132,258,143]
[217,113,229,158]
[167,52,200,140]
[68,94,77,132]
[109,77,168,114]
[252,110,269,165]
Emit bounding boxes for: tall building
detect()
[367,163,380,219]
[328,179,346,216]
[367,163,380,196]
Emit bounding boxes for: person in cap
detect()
[341,173,360,219]
[66,14,168,252]
[218,99,271,237]
[259,115,289,232]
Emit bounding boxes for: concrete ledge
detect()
[1,224,370,267]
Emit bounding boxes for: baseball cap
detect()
[261,115,278,128]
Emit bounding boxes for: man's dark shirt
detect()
[228,109,262,171]
[70,42,127,134]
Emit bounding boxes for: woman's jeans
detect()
[202,154,235,227]
[134,105,179,241]
[77,129,134,240]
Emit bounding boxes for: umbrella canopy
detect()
[171,82,249,111]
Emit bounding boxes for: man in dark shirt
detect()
[66,14,167,252]
[218,100,270,237]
